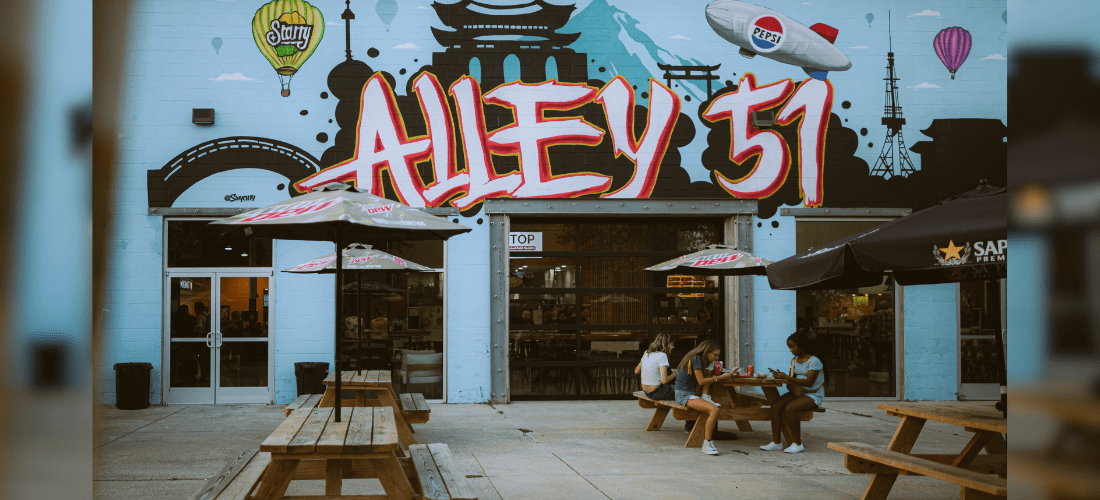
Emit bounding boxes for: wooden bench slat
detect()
[378,370,392,384]
[428,443,478,500]
[410,444,451,500]
[288,407,333,453]
[189,450,258,500]
[372,407,401,452]
[633,391,658,409]
[400,393,414,412]
[215,452,271,500]
[315,407,354,453]
[285,394,312,416]
[846,453,1006,477]
[261,395,322,452]
[828,442,1006,496]
[412,393,430,413]
[1010,452,1100,499]
[345,407,375,453]
[367,370,381,384]
[352,371,368,384]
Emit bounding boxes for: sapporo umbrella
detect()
[211,182,470,421]
[764,180,1008,415]
[765,182,1006,290]
[645,244,774,276]
[283,243,434,374]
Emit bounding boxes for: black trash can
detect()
[114,362,152,410]
[294,362,330,396]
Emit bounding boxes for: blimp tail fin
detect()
[809,23,839,44]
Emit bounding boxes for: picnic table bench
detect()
[196,395,475,500]
[828,403,1006,500]
[634,376,824,448]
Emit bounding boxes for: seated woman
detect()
[634,333,676,400]
[674,340,735,455]
[761,331,825,454]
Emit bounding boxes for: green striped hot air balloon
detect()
[252,0,325,97]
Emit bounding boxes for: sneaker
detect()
[701,394,721,407]
[759,442,783,451]
[701,440,719,455]
[783,443,805,454]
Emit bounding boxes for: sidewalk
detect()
[94,400,992,499]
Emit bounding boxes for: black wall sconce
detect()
[192,108,215,125]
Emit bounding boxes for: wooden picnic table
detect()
[254,396,415,499]
[635,375,823,448]
[318,370,420,448]
[829,402,1007,500]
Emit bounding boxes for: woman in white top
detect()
[761,331,825,454]
[634,333,676,400]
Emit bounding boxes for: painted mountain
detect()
[565,0,714,101]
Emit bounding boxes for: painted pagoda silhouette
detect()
[870,13,916,179]
[431,0,589,89]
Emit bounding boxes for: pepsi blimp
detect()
[705,0,852,80]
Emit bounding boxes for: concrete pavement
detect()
[93,400,998,499]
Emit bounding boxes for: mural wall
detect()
[145,0,1007,218]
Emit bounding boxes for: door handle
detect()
[205,332,214,348]
[215,332,224,348]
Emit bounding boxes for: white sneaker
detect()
[783,443,805,454]
[701,394,721,407]
[701,440,719,455]
[759,442,783,451]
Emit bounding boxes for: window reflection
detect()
[167,220,272,268]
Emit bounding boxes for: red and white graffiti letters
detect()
[296,71,832,209]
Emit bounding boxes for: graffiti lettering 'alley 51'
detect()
[294,74,681,209]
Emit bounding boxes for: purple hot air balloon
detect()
[934,27,972,80]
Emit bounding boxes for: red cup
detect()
[747,365,754,377]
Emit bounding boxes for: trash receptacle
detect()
[114,362,153,410]
[294,362,329,396]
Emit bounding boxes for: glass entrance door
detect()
[166,272,272,404]
[958,279,1003,400]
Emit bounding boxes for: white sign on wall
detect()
[509,232,542,252]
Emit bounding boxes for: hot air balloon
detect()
[933,26,971,80]
[252,0,325,97]
[376,0,397,32]
[211,37,223,54]
[865,13,874,28]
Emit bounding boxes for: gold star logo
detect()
[939,240,964,261]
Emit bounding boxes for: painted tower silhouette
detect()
[870,12,916,179]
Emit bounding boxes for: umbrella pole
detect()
[356,268,362,375]
[334,231,343,422]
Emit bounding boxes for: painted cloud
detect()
[393,43,421,50]
[909,82,944,90]
[210,72,263,82]
[981,54,1006,60]
[907,10,943,18]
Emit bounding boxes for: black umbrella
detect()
[766,181,1006,290]
[210,182,470,421]
[765,181,1008,415]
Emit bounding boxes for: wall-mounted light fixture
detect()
[192,108,215,125]
[751,110,775,128]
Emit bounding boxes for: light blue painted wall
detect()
[902,283,958,400]
[272,240,339,404]
[443,216,493,403]
[1006,231,1046,383]
[752,212,798,377]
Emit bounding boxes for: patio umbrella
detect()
[211,182,470,421]
[764,180,1008,415]
[645,245,774,276]
[284,243,434,374]
[765,181,1007,290]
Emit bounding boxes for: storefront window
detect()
[340,240,445,400]
[509,218,723,400]
[167,220,272,268]
[796,219,896,398]
[959,280,1003,386]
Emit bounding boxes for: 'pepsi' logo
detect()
[749,15,784,53]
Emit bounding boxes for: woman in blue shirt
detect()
[761,332,824,454]
[674,340,736,455]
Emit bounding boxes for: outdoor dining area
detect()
[141,180,1010,499]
